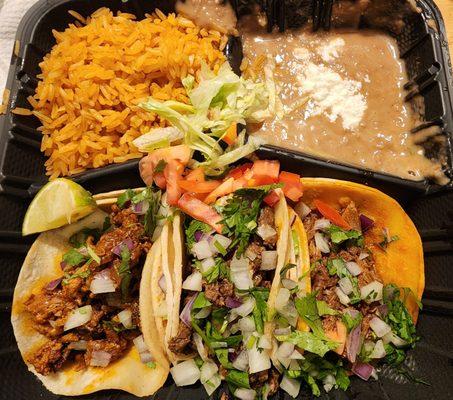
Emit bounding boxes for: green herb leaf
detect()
[215,349,232,368]
[225,369,251,389]
[276,331,338,357]
[69,228,102,248]
[185,220,212,250]
[250,287,269,334]
[62,248,88,267]
[280,263,297,278]
[86,245,100,264]
[193,292,212,311]
[154,159,167,174]
[328,225,363,246]
[317,300,338,316]
[116,189,135,208]
[201,258,229,284]
[146,361,156,369]
[341,311,363,332]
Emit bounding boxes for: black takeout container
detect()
[0,1,452,399]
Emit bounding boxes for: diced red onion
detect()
[90,269,116,294]
[180,295,196,326]
[282,278,298,290]
[132,200,149,215]
[226,296,243,309]
[314,232,330,253]
[369,317,391,338]
[344,308,360,319]
[276,342,295,359]
[68,340,87,351]
[234,388,257,400]
[352,361,374,381]
[194,231,204,242]
[170,359,201,386]
[359,214,374,232]
[194,332,208,361]
[248,342,271,373]
[335,287,351,305]
[338,278,353,295]
[60,261,68,270]
[182,271,203,291]
[46,278,62,291]
[281,376,301,398]
[346,324,362,363]
[133,335,149,354]
[112,238,134,256]
[192,240,215,260]
[346,261,362,276]
[64,305,92,331]
[117,309,133,328]
[257,225,277,242]
[377,304,389,318]
[360,281,383,303]
[314,218,331,230]
[370,339,386,359]
[261,250,278,271]
[158,275,167,293]
[358,252,369,260]
[90,350,111,367]
[232,350,249,372]
[294,201,311,219]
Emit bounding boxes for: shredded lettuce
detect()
[132,127,183,152]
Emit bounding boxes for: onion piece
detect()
[233,297,256,318]
[314,232,330,253]
[360,214,374,232]
[314,218,331,230]
[335,287,350,305]
[234,388,257,400]
[352,361,374,381]
[132,200,149,215]
[226,296,242,309]
[261,250,278,271]
[382,331,407,347]
[211,234,232,252]
[194,332,208,361]
[369,317,391,338]
[182,271,203,291]
[192,240,215,260]
[170,359,201,386]
[280,376,301,398]
[179,295,196,326]
[64,305,92,331]
[360,281,383,303]
[346,324,362,363]
[274,326,291,336]
[117,309,133,328]
[289,349,304,360]
[112,238,134,256]
[276,342,295,359]
[346,261,362,276]
[68,340,87,350]
[232,350,249,372]
[258,335,272,350]
[203,374,221,396]
[194,307,211,319]
[294,201,311,219]
[133,335,148,354]
[338,277,353,295]
[200,257,215,273]
[46,278,62,291]
[90,269,116,294]
[358,252,369,260]
[230,256,253,290]
[257,225,277,242]
[275,288,291,313]
[158,275,167,293]
[200,360,218,383]
[90,350,111,367]
[282,278,298,290]
[370,339,386,359]
[323,374,336,393]
[238,317,256,333]
[248,342,271,373]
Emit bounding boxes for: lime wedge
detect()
[22,178,97,236]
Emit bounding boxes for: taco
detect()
[12,188,169,397]
[267,178,424,394]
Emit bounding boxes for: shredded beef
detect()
[84,330,128,366]
[204,279,234,307]
[341,201,361,231]
[28,340,70,375]
[168,323,193,355]
[250,370,269,389]
[258,207,278,247]
[245,241,265,272]
[268,369,280,396]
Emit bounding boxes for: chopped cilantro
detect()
[291,229,300,256]
[116,189,135,208]
[215,349,232,368]
[276,331,338,357]
[316,300,338,316]
[225,369,250,389]
[192,292,212,311]
[154,159,167,174]
[185,220,212,250]
[116,247,131,299]
[250,287,269,334]
[201,258,229,284]
[326,258,346,276]
[378,229,400,251]
[341,311,363,332]
[69,228,102,248]
[280,263,297,278]
[146,361,156,369]
[103,320,137,333]
[62,267,91,285]
[328,225,363,246]
[131,188,161,237]
[62,248,88,267]
[86,245,100,264]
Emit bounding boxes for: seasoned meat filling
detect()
[204,279,234,307]
[168,323,193,355]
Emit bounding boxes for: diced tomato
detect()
[222,123,237,146]
[204,177,235,204]
[263,190,280,207]
[185,167,205,182]
[278,171,303,202]
[177,193,223,233]
[251,160,280,185]
[164,160,185,206]
[151,144,191,165]
[178,179,221,194]
[314,199,351,230]
[153,172,166,189]
[227,163,253,180]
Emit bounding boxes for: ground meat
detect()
[302,213,318,242]
[252,273,271,289]
[250,370,269,389]
[204,279,234,307]
[62,276,88,304]
[84,330,128,366]
[341,201,361,231]
[267,369,280,396]
[322,315,339,332]
[28,340,70,375]
[168,323,193,355]
[245,241,265,272]
[258,207,278,247]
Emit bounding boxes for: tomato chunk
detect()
[227,163,253,180]
[314,199,351,230]
[153,172,166,189]
[278,171,303,202]
[164,160,184,206]
[178,179,221,194]
[204,177,235,204]
[185,167,205,182]
[252,160,280,184]
[263,190,280,207]
[222,123,237,146]
[178,193,223,233]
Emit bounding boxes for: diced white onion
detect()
[89,350,111,367]
[323,374,336,393]
[278,356,291,369]
[245,247,258,261]
[248,343,271,373]
[276,342,295,359]
[290,349,304,360]
[346,261,362,276]
[289,359,301,371]
[117,309,133,328]
[257,225,277,242]
[294,201,311,219]
[274,326,291,336]
[370,339,386,359]
[133,335,149,354]
[258,335,272,350]
[280,376,301,398]
[261,250,278,271]
[232,350,249,372]
[370,367,379,381]
[338,277,353,295]
[182,271,203,291]
[200,360,218,383]
[314,218,331,230]
[170,359,201,386]
[369,317,392,338]
[68,340,87,350]
[360,281,383,303]
[90,271,116,294]
[230,256,253,290]
[200,257,215,273]
[234,388,257,400]
[282,278,298,290]
[238,317,256,333]
[195,307,211,319]
[335,287,351,305]
[359,252,369,260]
[314,232,330,253]
[192,240,215,260]
[233,297,256,317]
[64,305,93,331]
[382,331,407,347]
[211,234,232,252]
[203,373,221,396]
[275,288,291,313]
[194,332,209,361]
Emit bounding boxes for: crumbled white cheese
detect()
[297,62,367,130]
[317,38,345,62]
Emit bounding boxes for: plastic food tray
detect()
[0,1,452,399]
